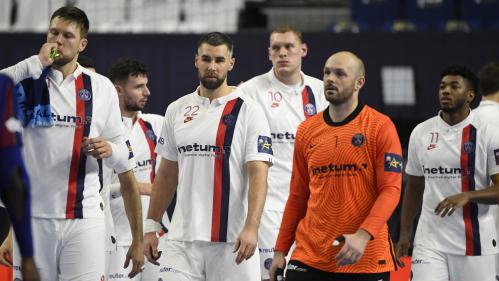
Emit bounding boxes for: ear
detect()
[228,57,235,71]
[355,76,366,92]
[194,54,199,69]
[268,46,272,62]
[301,43,308,58]
[78,38,88,53]
[114,84,124,97]
[468,90,475,103]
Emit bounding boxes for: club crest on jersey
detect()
[77,89,92,101]
[463,141,475,154]
[384,153,402,173]
[223,114,236,127]
[494,149,499,165]
[146,130,156,141]
[264,258,273,270]
[351,133,365,147]
[125,140,134,159]
[304,103,316,116]
[258,135,273,155]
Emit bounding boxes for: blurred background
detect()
[0,0,498,257]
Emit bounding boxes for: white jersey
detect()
[474,100,499,126]
[1,55,133,219]
[406,111,499,256]
[109,112,166,246]
[156,88,273,243]
[238,69,327,211]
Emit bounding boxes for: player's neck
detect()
[122,110,138,124]
[199,82,232,102]
[328,96,358,123]
[275,70,302,86]
[53,58,78,80]
[482,92,499,104]
[440,107,470,126]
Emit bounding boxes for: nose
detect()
[278,47,287,57]
[208,61,217,71]
[144,87,151,96]
[55,33,64,44]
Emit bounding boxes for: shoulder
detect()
[140,113,164,128]
[303,73,323,88]
[238,72,271,94]
[166,92,195,114]
[410,116,438,138]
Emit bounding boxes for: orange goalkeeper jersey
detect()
[275,103,402,273]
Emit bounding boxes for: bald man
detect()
[269,51,403,281]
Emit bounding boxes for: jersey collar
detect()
[268,68,306,94]
[323,102,365,127]
[436,109,474,131]
[48,64,85,85]
[193,86,239,106]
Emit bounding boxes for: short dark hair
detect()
[197,32,234,56]
[270,25,303,43]
[440,65,478,93]
[478,62,499,97]
[78,55,95,69]
[108,58,148,84]
[50,6,90,38]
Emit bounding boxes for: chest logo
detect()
[77,89,92,101]
[304,103,316,116]
[145,130,156,141]
[463,141,475,154]
[351,133,365,147]
[223,114,236,127]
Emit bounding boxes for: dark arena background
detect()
[1,1,499,280]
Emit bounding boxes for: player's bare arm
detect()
[396,175,425,265]
[144,158,178,265]
[118,170,144,278]
[234,160,268,265]
[435,173,499,217]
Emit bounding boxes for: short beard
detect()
[199,74,226,90]
[326,89,354,106]
[125,101,143,112]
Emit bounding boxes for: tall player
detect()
[238,25,327,281]
[396,65,499,281]
[143,32,273,281]
[0,74,39,281]
[269,51,403,281]
[0,6,144,280]
[107,58,169,281]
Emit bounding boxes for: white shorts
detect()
[159,240,261,281]
[258,209,294,280]
[411,244,498,281]
[13,217,105,281]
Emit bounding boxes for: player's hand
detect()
[124,240,144,278]
[233,225,257,265]
[394,234,411,268]
[434,192,470,217]
[21,257,40,281]
[268,251,286,281]
[334,229,371,266]
[38,42,58,67]
[82,137,113,159]
[0,230,13,267]
[143,232,161,265]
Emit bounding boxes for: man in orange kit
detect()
[269,51,403,281]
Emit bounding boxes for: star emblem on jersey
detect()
[351,133,365,147]
[77,88,92,101]
[258,135,273,155]
[384,153,402,173]
[223,114,236,127]
[463,141,475,154]
[125,140,134,159]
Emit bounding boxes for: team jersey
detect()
[1,55,133,219]
[474,100,499,127]
[156,87,273,243]
[109,112,166,246]
[275,103,402,273]
[405,111,499,256]
[239,69,327,211]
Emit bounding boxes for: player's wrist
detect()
[143,218,162,234]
